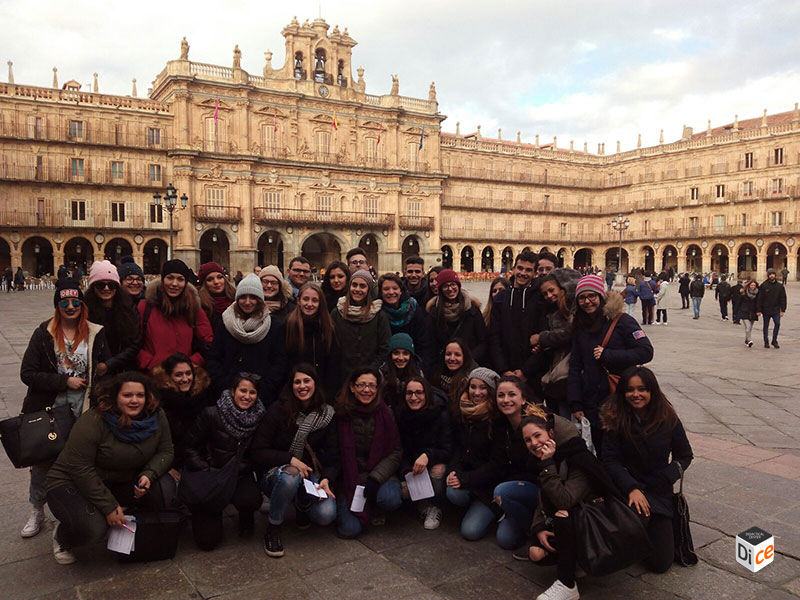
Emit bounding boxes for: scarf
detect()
[745,288,758,299]
[459,391,492,422]
[383,295,418,328]
[338,401,400,526]
[212,293,233,316]
[337,296,383,323]
[437,289,471,323]
[221,303,272,343]
[216,389,265,439]
[264,299,283,314]
[103,411,160,443]
[289,404,334,458]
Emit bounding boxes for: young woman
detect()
[655,278,669,325]
[379,333,423,412]
[567,275,653,454]
[445,367,502,541]
[137,259,213,371]
[379,272,430,368]
[45,372,174,564]
[483,276,510,328]
[737,279,759,348]
[425,266,443,304]
[429,338,477,403]
[520,412,621,600]
[116,256,146,302]
[424,269,488,368]
[84,260,140,375]
[335,367,402,538]
[396,376,452,530]
[285,282,340,399]
[151,352,212,475]
[331,270,391,377]
[260,265,296,324]
[624,276,638,317]
[321,260,350,311]
[601,366,693,574]
[184,373,266,550]
[206,274,287,407]
[251,364,338,558]
[19,278,110,540]
[197,261,236,329]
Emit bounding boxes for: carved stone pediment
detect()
[401,181,430,196]
[253,105,289,118]
[310,113,336,126]
[360,121,384,131]
[402,126,424,135]
[197,98,233,112]
[357,177,388,194]
[255,168,291,186]
[197,163,234,181]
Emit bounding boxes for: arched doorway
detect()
[0,237,11,271]
[501,246,514,273]
[143,239,167,275]
[358,234,379,271]
[64,237,94,276]
[539,246,551,255]
[661,245,678,272]
[258,231,284,271]
[573,248,592,269]
[441,245,453,269]
[737,244,757,275]
[21,236,54,277]
[766,242,787,271]
[641,246,655,273]
[302,232,342,269]
[104,238,133,265]
[199,229,230,269]
[710,244,729,274]
[557,248,566,268]
[461,246,474,272]
[685,244,702,273]
[402,235,421,267]
[481,246,494,272]
[605,247,628,273]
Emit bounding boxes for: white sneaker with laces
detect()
[423,506,442,530]
[52,525,76,565]
[21,506,45,538]
[536,579,580,600]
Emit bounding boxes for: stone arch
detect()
[143,238,168,275]
[641,245,655,273]
[257,230,285,271]
[556,247,568,268]
[481,245,495,272]
[661,245,678,272]
[605,246,628,273]
[685,244,702,273]
[710,243,729,274]
[64,236,94,276]
[460,246,474,272]
[195,224,239,251]
[402,235,423,266]
[0,235,11,271]
[441,245,454,269]
[21,236,54,277]
[766,241,788,271]
[501,246,515,273]
[736,243,757,275]
[301,232,342,269]
[199,229,231,270]
[104,237,134,265]
[573,248,592,269]
[358,233,381,270]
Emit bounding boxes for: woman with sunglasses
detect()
[567,275,653,455]
[84,260,140,375]
[18,278,111,540]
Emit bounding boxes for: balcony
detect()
[253,207,395,228]
[0,209,173,230]
[399,215,435,231]
[192,205,242,223]
[0,119,172,150]
[0,164,165,187]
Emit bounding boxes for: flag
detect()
[273,108,278,132]
[332,111,338,131]
[418,127,424,150]
[377,124,384,145]
[213,100,219,124]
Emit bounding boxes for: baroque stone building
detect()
[0,18,797,280]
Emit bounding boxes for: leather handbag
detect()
[672,463,698,566]
[600,315,623,393]
[178,449,242,514]
[0,405,76,468]
[541,350,570,397]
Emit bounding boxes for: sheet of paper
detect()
[107,516,136,555]
[405,469,435,502]
[303,478,328,499]
[350,484,366,512]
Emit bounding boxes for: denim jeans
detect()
[742,319,754,343]
[336,480,402,538]
[763,313,781,344]
[446,486,495,541]
[29,463,51,508]
[493,480,539,549]
[261,467,336,527]
[625,302,637,317]
[692,297,702,317]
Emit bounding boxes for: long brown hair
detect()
[156,279,198,323]
[342,275,373,318]
[285,283,335,355]
[601,366,678,440]
[538,273,570,320]
[198,275,236,319]
[483,276,510,326]
[51,302,90,353]
[95,371,159,428]
[278,363,328,427]
[335,366,382,418]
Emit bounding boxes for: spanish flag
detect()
[333,111,339,131]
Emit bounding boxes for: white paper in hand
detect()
[303,478,328,499]
[404,469,435,501]
[107,516,136,555]
[350,484,366,512]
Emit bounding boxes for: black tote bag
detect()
[673,463,698,566]
[177,452,240,514]
[0,405,75,468]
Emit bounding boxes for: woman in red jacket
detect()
[137,260,213,371]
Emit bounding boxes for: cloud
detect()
[652,28,691,42]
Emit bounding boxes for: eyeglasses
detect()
[354,382,378,391]
[261,279,280,287]
[123,276,143,284]
[58,299,82,309]
[405,389,425,397]
[349,259,368,266]
[441,282,459,290]
[94,281,118,291]
[577,293,600,303]
[537,266,554,274]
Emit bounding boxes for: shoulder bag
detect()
[672,462,698,566]
[600,315,622,393]
[178,444,243,514]
[541,349,570,398]
[0,405,75,468]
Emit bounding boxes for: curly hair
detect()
[95,371,159,428]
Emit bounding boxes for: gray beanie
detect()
[351,269,375,287]
[468,367,500,391]
[235,273,265,300]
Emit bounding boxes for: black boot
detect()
[238,511,254,537]
[263,523,284,558]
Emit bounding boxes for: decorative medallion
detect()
[318,85,330,98]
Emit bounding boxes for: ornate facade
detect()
[0,18,797,280]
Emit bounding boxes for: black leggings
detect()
[46,474,176,548]
[189,473,262,551]
[530,515,578,588]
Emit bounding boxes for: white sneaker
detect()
[536,579,580,600]
[21,506,45,538]
[52,525,76,565]
[423,506,442,530]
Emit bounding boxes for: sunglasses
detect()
[94,281,119,291]
[58,299,82,309]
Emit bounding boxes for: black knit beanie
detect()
[53,277,84,307]
[161,259,193,282]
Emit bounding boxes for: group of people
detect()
[17,247,693,600]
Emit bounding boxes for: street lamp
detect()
[153,183,188,260]
[610,213,630,280]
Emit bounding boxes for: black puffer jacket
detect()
[286,318,341,401]
[396,395,453,476]
[331,304,391,376]
[85,299,140,374]
[493,418,537,482]
[736,290,759,322]
[689,279,705,298]
[449,412,502,502]
[184,405,259,473]
[757,279,787,314]
[489,278,546,373]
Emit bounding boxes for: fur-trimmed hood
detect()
[144,277,202,307]
[425,289,482,314]
[603,289,625,320]
[549,268,582,304]
[151,362,211,396]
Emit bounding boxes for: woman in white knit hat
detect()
[259,265,296,325]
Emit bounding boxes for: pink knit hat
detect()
[575,274,606,298]
[88,260,120,287]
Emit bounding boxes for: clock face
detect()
[318,85,330,98]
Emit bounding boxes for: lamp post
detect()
[610,213,630,284]
[153,183,188,260]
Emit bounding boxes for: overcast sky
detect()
[3,0,800,152]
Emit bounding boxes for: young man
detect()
[286,257,311,297]
[757,268,787,349]
[715,278,731,320]
[730,279,743,324]
[781,266,789,285]
[346,248,369,274]
[689,274,705,319]
[536,251,558,277]
[402,256,428,305]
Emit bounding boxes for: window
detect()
[742,181,753,196]
[407,200,421,218]
[205,117,226,151]
[744,152,754,168]
[688,216,698,229]
[313,49,326,83]
[365,137,378,160]
[643,219,650,234]
[690,187,699,200]
[774,148,784,165]
[35,156,44,180]
[316,193,332,217]
[770,211,783,226]
[70,158,84,178]
[150,204,164,224]
[713,215,725,231]
[205,187,226,218]
[408,142,419,166]
[543,194,550,207]
[147,128,161,145]
[772,178,783,194]
[111,161,124,180]
[715,184,725,198]
[114,124,122,145]
[294,52,305,80]
[69,120,83,139]
[560,222,568,236]
[485,218,493,231]
[315,131,331,156]
[665,217,674,229]
[264,191,281,214]
[263,124,281,151]
[364,196,379,216]
[27,115,43,139]
[740,213,747,226]
[70,200,86,221]
[149,164,162,181]
[111,202,125,222]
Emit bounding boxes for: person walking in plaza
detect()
[638,274,656,325]
[286,257,312,298]
[715,276,731,321]
[678,273,690,309]
[624,277,638,318]
[736,279,759,348]
[137,259,213,371]
[781,266,789,285]
[197,261,235,330]
[4,266,12,292]
[757,268,787,349]
[689,274,705,319]
[601,366,693,574]
[605,267,616,291]
[14,266,25,291]
[379,272,431,368]
[402,256,429,305]
[251,364,338,557]
[730,279,743,324]
[18,278,111,540]
[321,260,350,311]
[654,277,669,325]
[117,256,146,303]
[260,265,296,325]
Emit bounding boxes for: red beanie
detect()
[575,274,606,298]
[436,269,460,289]
[197,261,226,284]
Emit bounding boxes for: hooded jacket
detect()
[489,276,546,374]
[757,278,787,314]
[425,291,489,370]
[678,275,690,295]
[538,268,581,352]
[689,279,705,298]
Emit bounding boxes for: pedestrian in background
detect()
[736,279,758,348]
[715,277,731,321]
[624,276,638,318]
[689,275,705,319]
[757,268,787,349]
[678,273,690,309]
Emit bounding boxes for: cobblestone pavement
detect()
[0,283,798,599]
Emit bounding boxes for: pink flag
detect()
[214,100,219,124]
[273,108,278,132]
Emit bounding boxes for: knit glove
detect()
[364,478,380,503]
